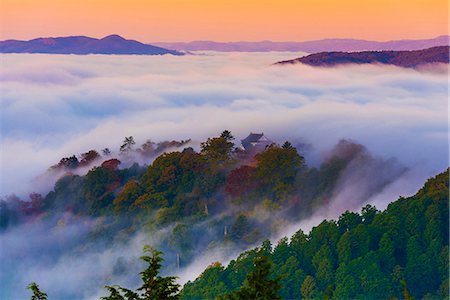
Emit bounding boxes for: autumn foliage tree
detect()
[79,150,100,166]
[224,165,257,198]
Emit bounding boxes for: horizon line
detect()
[1,34,449,44]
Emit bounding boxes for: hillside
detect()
[153,35,450,53]
[181,169,449,299]
[0,34,183,55]
[275,46,450,68]
[1,132,446,299]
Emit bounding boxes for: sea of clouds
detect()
[1,51,447,196]
[0,51,448,299]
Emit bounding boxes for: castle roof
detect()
[241,133,270,150]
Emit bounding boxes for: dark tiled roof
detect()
[241,133,270,150]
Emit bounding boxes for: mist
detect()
[0,51,448,299]
[1,52,447,196]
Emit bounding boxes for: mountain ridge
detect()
[153,35,449,53]
[0,34,184,55]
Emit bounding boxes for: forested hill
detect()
[181,169,449,300]
[276,46,450,68]
[2,132,448,299]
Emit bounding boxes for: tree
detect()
[275,256,305,299]
[230,214,252,242]
[138,246,180,299]
[337,211,362,233]
[181,262,228,299]
[312,245,334,291]
[102,245,180,300]
[52,155,79,170]
[300,275,317,299]
[113,180,142,212]
[120,136,136,153]
[200,131,235,165]
[83,166,120,213]
[222,253,281,300]
[220,130,234,142]
[102,148,112,156]
[254,143,305,199]
[224,165,257,198]
[361,204,378,225]
[27,282,47,300]
[101,159,121,170]
[79,150,100,166]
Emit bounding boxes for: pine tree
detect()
[27,282,48,300]
[222,253,281,300]
[102,245,180,300]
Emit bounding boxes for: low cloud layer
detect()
[1,52,447,196]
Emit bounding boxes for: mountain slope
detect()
[153,35,450,53]
[0,34,184,55]
[275,46,450,68]
[181,169,449,299]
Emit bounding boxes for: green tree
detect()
[222,254,281,300]
[337,231,351,264]
[254,143,305,199]
[181,262,228,299]
[378,233,395,272]
[337,211,362,233]
[83,166,119,213]
[200,131,235,165]
[168,224,194,261]
[230,214,251,242]
[300,275,317,299]
[27,282,47,300]
[275,256,305,299]
[312,245,334,291]
[102,245,180,300]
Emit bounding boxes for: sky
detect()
[1,0,448,42]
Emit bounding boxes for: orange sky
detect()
[1,0,448,42]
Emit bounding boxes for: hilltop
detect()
[275,46,450,68]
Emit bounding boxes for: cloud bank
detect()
[1,52,447,197]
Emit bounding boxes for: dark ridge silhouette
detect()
[153,35,450,53]
[0,34,184,55]
[275,46,450,68]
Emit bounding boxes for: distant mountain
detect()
[275,46,450,68]
[0,34,184,55]
[153,36,450,53]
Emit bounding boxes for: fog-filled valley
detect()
[0,52,448,299]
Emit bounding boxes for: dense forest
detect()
[182,169,449,299]
[1,131,448,299]
[26,169,449,299]
[276,46,450,68]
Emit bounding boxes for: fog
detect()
[0,51,448,299]
[1,52,447,196]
